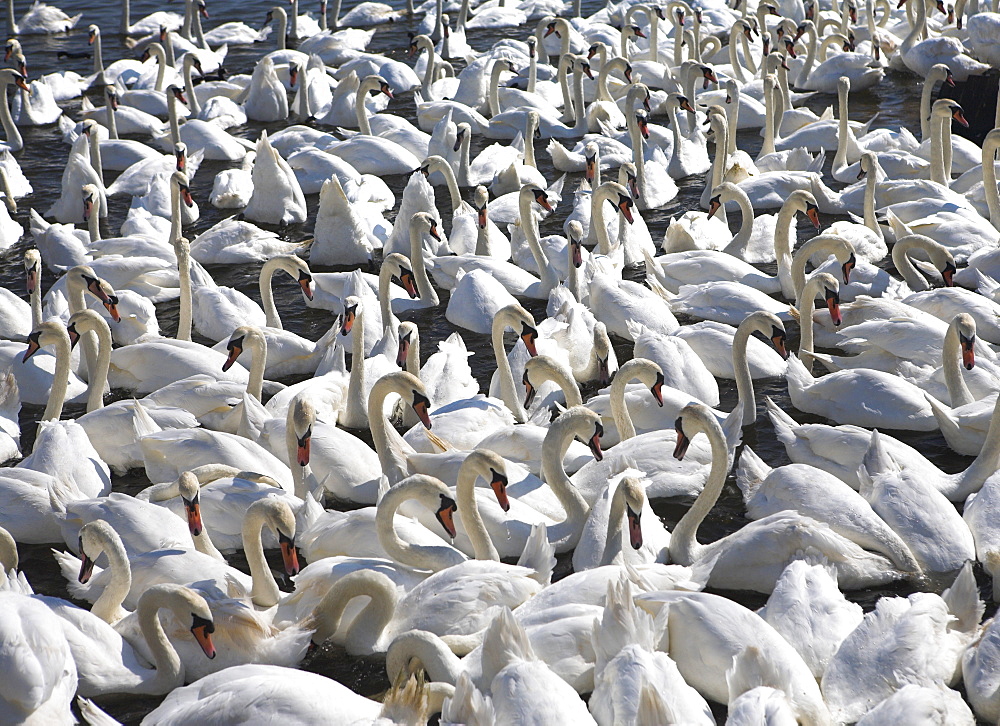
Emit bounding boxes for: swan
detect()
[670,402,909,591]
[736,446,921,572]
[635,589,834,725]
[756,557,864,679]
[0,590,77,724]
[821,564,982,722]
[792,20,884,91]
[29,583,216,697]
[855,429,975,574]
[160,80,254,162]
[243,133,307,226]
[5,0,80,34]
[895,0,990,80]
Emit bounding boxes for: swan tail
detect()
[77,697,123,726]
[764,397,800,449]
[786,305,800,322]
[637,680,677,724]
[641,248,667,289]
[422,428,454,452]
[545,138,575,172]
[807,150,826,174]
[518,522,555,586]
[784,354,814,397]
[645,274,676,307]
[28,207,50,236]
[130,399,161,439]
[858,429,897,502]
[442,672,495,726]
[941,561,984,633]
[52,547,99,601]
[735,446,771,503]
[860,111,879,135]
[546,173,566,203]
[602,577,655,664]
[924,393,963,446]
[479,607,533,679]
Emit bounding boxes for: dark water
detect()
[1,0,994,723]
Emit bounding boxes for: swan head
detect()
[408,34,433,58]
[464,449,511,512]
[361,74,393,99]
[567,220,584,269]
[400,474,459,539]
[22,320,70,363]
[804,272,842,326]
[3,39,21,63]
[397,321,418,368]
[103,84,119,109]
[931,99,968,128]
[618,162,639,200]
[69,266,121,323]
[952,313,977,370]
[271,254,313,301]
[66,309,110,349]
[265,6,288,25]
[740,311,789,360]
[138,584,217,660]
[411,211,441,242]
[454,123,471,153]
[496,304,538,357]
[473,185,489,228]
[597,181,634,224]
[167,84,187,107]
[383,253,417,300]
[523,354,574,409]
[81,183,100,222]
[555,405,603,461]
[177,471,204,536]
[928,63,955,87]
[619,358,665,406]
[23,249,39,294]
[289,395,316,466]
[894,234,956,287]
[593,322,613,385]
[87,24,100,43]
[77,519,126,584]
[787,190,821,229]
[247,498,299,576]
[339,295,360,336]
[619,476,645,550]
[673,402,724,460]
[170,171,194,208]
[223,326,264,372]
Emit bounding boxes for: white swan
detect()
[670,402,908,591]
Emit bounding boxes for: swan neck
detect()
[670,417,728,564]
[137,595,184,689]
[728,26,746,82]
[540,417,590,542]
[758,83,776,158]
[43,333,72,421]
[259,259,282,329]
[423,45,437,101]
[519,190,554,292]
[959,395,1000,491]
[167,90,181,147]
[572,63,587,133]
[774,198,798,300]
[488,61,502,117]
[313,573,398,651]
[91,531,132,624]
[984,134,1000,230]
[493,315,527,422]
[244,508,281,608]
[891,238,930,291]
[87,186,101,243]
[863,167,881,236]
[629,113,648,207]
[798,25,818,86]
[246,331,266,401]
[184,58,203,116]
[344,301,368,426]
[85,321,111,412]
[942,322,974,407]
[456,466,499,560]
[592,186,614,255]
[409,221,439,306]
[356,80,373,135]
[731,322,757,425]
[600,482,627,566]
[609,367,638,440]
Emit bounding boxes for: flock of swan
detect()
[1,0,1000,721]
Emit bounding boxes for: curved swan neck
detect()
[774,193,805,300]
[731,319,761,425]
[984,130,1000,231]
[136,591,186,690]
[312,571,398,651]
[891,235,934,291]
[609,359,657,441]
[723,184,755,251]
[90,527,133,624]
[376,475,464,571]
[83,318,111,413]
[243,505,282,608]
[43,329,72,421]
[183,55,203,116]
[942,319,974,407]
[493,310,529,423]
[258,257,289,329]
[355,77,376,136]
[455,461,500,561]
[540,410,592,537]
[409,219,440,306]
[518,187,554,293]
[670,411,728,564]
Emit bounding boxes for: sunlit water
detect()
[1,0,994,722]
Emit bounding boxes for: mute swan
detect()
[635,589,833,725]
[0,590,77,725]
[757,557,863,679]
[670,402,908,591]
[243,133,307,226]
[33,583,216,697]
[736,446,921,573]
[895,0,990,80]
[821,563,982,722]
[5,0,80,34]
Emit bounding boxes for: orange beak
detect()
[650,372,664,406]
[296,427,311,467]
[184,492,204,536]
[961,335,975,370]
[190,615,216,659]
[435,495,458,538]
[396,333,410,368]
[626,505,642,549]
[673,417,690,459]
[278,531,299,576]
[222,337,243,372]
[942,261,956,286]
[588,422,604,461]
[412,391,432,429]
[825,288,842,326]
[340,307,356,335]
[534,191,553,212]
[771,327,789,360]
[520,323,538,356]
[805,205,821,229]
[489,468,510,512]
[21,333,40,362]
